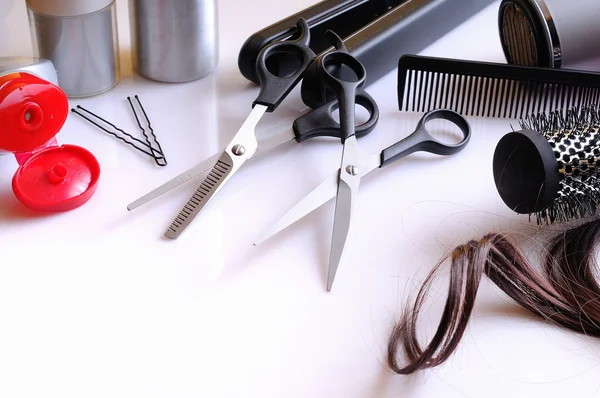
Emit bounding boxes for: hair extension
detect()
[542,219,600,331]
[387,221,600,375]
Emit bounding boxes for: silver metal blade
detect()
[164,105,267,239]
[253,151,381,247]
[253,171,339,246]
[127,152,220,211]
[327,136,362,291]
[127,130,295,211]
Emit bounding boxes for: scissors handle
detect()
[253,18,316,112]
[292,90,379,142]
[314,30,367,144]
[380,109,471,168]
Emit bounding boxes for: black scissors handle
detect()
[253,18,316,112]
[380,109,471,168]
[314,30,367,144]
[291,90,379,143]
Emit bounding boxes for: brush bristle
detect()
[518,105,600,224]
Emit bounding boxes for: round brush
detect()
[493,105,600,224]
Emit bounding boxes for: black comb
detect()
[397,54,600,119]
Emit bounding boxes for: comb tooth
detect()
[401,69,410,111]
[479,77,488,117]
[498,80,512,118]
[417,70,426,112]
[547,83,556,116]
[425,71,434,112]
[559,84,567,115]
[465,75,475,117]
[487,78,499,117]
[568,85,577,112]
[452,74,461,114]
[555,84,564,113]
[399,67,407,111]
[535,82,545,115]
[458,74,466,113]
[458,74,468,115]
[460,76,474,113]
[575,85,584,111]
[411,69,418,112]
[584,86,592,108]
[520,81,530,119]
[499,78,507,118]
[501,78,511,118]
[420,71,428,112]
[542,83,551,115]
[469,76,480,116]
[429,71,438,111]
[436,72,446,110]
[444,73,453,109]
[490,79,503,117]
[482,77,490,117]
[526,81,536,118]
[509,80,520,119]
[447,73,456,111]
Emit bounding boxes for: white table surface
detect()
[2,1,600,397]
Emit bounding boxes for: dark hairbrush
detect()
[493,105,600,224]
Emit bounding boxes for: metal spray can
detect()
[25,0,121,97]
[128,0,219,83]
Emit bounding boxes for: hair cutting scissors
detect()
[254,108,472,291]
[125,18,380,239]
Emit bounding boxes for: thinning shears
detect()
[126,18,380,239]
[254,108,472,291]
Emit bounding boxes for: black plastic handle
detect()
[380,109,471,167]
[253,18,317,112]
[314,30,367,144]
[292,90,379,142]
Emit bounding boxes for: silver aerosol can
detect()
[129,0,219,83]
[25,0,121,97]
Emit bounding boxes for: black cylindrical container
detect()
[498,0,600,69]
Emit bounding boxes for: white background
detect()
[2,0,600,397]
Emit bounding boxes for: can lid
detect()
[25,0,114,17]
[12,144,101,212]
[0,72,68,153]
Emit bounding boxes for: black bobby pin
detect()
[126,95,167,166]
[71,96,167,166]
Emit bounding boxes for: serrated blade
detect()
[127,152,220,211]
[163,105,266,239]
[164,152,235,239]
[127,128,296,211]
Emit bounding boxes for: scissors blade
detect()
[253,151,380,246]
[253,171,339,246]
[127,129,296,211]
[327,135,361,291]
[164,104,267,239]
[127,153,220,211]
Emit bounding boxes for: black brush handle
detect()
[300,0,497,109]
